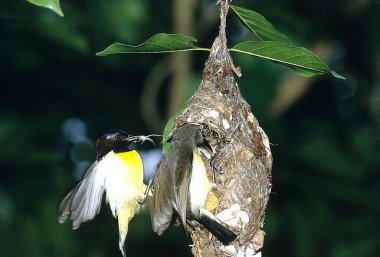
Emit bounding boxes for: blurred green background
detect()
[0,0,379,256]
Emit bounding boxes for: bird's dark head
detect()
[171,124,208,148]
[96,130,132,160]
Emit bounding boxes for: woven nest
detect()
[172,36,273,257]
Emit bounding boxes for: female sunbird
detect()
[150,124,237,244]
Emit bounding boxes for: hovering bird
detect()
[150,124,237,244]
[58,130,149,257]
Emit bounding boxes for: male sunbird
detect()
[58,130,148,257]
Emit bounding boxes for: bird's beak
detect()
[203,139,213,154]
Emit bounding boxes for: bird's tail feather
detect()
[195,209,237,245]
[119,240,126,257]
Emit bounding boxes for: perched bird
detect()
[150,124,237,244]
[57,130,147,257]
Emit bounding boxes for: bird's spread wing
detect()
[57,161,106,229]
[150,159,174,235]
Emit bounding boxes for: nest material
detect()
[173,35,273,257]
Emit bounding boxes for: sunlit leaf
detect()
[162,98,191,154]
[27,0,64,17]
[330,70,346,80]
[231,5,290,45]
[230,41,345,79]
[96,33,209,56]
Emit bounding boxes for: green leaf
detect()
[96,33,209,56]
[27,0,64,17]
[162,116,175,155]
[162,98,191,154]
[230,5,290,45]
[230,41,345,79]
[330,70,346,80]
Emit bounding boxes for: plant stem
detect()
[219,0,229,56]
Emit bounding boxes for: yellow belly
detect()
[117,150,144,194]
[102,150,144,214]
[102,150,145,256]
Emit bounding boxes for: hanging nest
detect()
[172,33,273,257]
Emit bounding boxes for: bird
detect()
[150,124,237,244]
[57,130,148,257]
